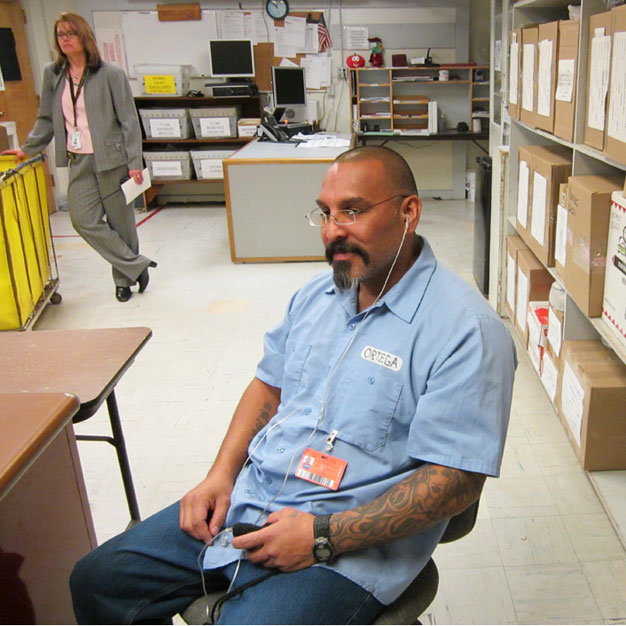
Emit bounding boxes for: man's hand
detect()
[231,507,316,572]
[179,473,235,543]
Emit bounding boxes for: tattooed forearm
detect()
[253,401,275,434]
[329,464,485,555]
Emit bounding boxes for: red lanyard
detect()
[68,67,87,128]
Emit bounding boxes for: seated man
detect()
[70,146,517,625]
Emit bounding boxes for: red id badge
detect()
[295,448,347,491]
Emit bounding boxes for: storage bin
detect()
[190,150,236,180]
[143,151,192,181]
[189,107,241,138]
[139,109,192,139]
[134,64,193,97]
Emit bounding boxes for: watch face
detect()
[313,537,334,562]
[266,0,289,20]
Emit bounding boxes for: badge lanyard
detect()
[68,67,87,150]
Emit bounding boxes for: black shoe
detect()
[138,261,157,293]
[116,286,132,302]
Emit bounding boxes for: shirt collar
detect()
[325,236,438,324]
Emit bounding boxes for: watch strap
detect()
[314,513,332,541]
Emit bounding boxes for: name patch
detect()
[361,346,403,371]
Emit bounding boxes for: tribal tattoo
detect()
[329,464,485,554]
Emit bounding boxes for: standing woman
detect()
[2,12,155,302]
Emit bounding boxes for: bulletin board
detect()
[114,9,325,93]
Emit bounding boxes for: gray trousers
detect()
[67,153,152,287]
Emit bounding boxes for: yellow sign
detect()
[144,75,176,94]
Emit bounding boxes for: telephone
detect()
[258,115,290,142]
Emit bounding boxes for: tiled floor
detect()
[36,199,626,624]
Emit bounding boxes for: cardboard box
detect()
[516,145,536,242]
[535,21,559,133]
[558,340,626,470]
[509,29,523,120]
[554,182,569,278]
[605,5,626,166]
[554,20,580,142]
[505,234,529,322]
[602,191,626,349]
[528,145,572,267]
[237,118,261,138]
[521,27,539,127]
[547,304,565,365]
[584,12,612,151]
[564,175,624,316]
[515,248,554,342]
[527,301,550,373]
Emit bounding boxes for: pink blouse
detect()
[62,78,94,154]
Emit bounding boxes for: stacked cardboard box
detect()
[554,20,580,142]
[564,175,624,317]
[521,27,539,127]
[605,5,626,166]
[505,234,528,322]
[558,340,626,470]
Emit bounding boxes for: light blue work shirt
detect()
[203,236,517,604]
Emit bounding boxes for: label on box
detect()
[555,203,568,266]
[607,32,626,143]
[517,161,529,228]
[152,161,182,177]
[144,75,176,95]
[507,252,516,311]
[547,307,563,356]
[588,35,611,132]
[531,172,548,245]
[200,117,231,137]
[200,159,224,179]
[149,118,181,138]
[537,39,553,117]
[540,352,558,403]
[556,59,575,103]
[561,360,584,447]
[509,41,519,105]
[522,43,535,112]
[516,267,529,331]
[528,340,543,373]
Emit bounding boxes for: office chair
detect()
[181,499,480,625]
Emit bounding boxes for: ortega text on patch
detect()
[361,346,403,371]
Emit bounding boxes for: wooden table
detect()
[0,392,97,624]
[0,326,152,524]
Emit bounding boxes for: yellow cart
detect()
[0,154,61,331]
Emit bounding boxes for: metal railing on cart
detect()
[0,154,61,331]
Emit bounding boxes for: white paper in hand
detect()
[122,167,151,204]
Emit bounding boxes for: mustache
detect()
[325,240,370,265]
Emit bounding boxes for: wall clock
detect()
[266,0,289,21]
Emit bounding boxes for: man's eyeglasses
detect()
[56,31,78,39]
[305,194,408,227]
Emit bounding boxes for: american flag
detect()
[316,13,332,52]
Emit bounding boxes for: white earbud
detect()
[405,216,410,231]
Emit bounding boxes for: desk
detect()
[0,327,152,524]
[223,137,353,262]
[0,392,96,624]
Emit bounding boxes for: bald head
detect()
[334,146,419,197]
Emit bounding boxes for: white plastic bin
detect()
[143,151,192,180]
[189,107,240,138]
[135,64,193,97]
[190,150,236,180]
[139,109,192,139]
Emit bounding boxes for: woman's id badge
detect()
[295,448,347,491]
[70,130,82,151]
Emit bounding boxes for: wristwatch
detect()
[312,514,335,563]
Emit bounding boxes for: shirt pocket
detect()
[281,343,312,399]
[332,372,404,452]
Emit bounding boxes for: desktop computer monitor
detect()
[272,66,307,107]
[208,39,255,78]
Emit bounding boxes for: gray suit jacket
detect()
[22,61,143,172]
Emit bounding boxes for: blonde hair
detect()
[53,12,102,70]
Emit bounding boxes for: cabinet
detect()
[350,65,489,137]
[134,95,262,207]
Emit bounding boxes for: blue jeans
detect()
[70,502,384,624]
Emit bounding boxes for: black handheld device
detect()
[232,522,264,536]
